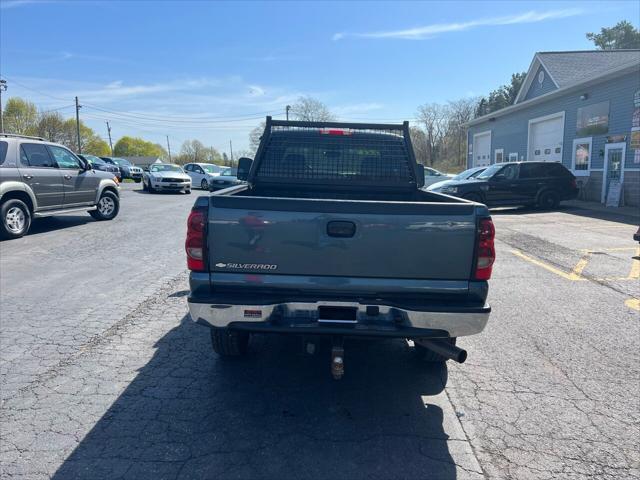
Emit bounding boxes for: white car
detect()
[423,167,454,187]
[143,163,192,194]
[184,163,224,190]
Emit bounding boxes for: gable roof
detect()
[514,49,640,104]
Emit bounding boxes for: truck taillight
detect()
[186,208,207,271]
[474,217,495,280]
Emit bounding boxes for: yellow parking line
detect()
[510,250,584,281]
[571,254,590,277]
[625,299,640,311]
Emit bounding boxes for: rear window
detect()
[256,132,413,184]
[0,141,7,165]
[20,143,55,168]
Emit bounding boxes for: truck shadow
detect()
[53,315,460,479]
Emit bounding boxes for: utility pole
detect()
[229,139,234,165]
[0,79,7,133]
[286,104,291,121]
[166,135,172,162]
[75,96,82,153]
[105,121,113,155]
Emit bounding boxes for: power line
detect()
[2,76,70,102]
[81,103,281,124]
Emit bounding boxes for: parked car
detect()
[101,156,143,182]
[208,167,244,190]
[184,162,224,190]
[142,163,191,193]
[436,161,578,209]
[186,118,494,380]
[78,154,121,178]
[427,166,487,192]
[0,134,120,239]
[423,167,453,187]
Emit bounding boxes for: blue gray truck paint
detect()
[468,71,639,170]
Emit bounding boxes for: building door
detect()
[602,142,626,204]
[528,113,564,162]
[473,131,491,167]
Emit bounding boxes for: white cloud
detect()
[333,8,583,40]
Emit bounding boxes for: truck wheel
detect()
[90,191,119,221]
[414,337,457,363]
[210,328,249,357]
[1,199,31,240]
[537,190,560,210]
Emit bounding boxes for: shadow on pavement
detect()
[490,204,639,225]
[53,315,458,479]
[26,215,94,236]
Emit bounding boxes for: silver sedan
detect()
[143,164,192,194]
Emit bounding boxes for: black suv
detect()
[438,161,578,209]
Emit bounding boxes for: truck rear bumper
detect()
[187,295,490,338]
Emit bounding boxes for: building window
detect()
[576,101,609,136]
[494,149,504,163]
[572,137,592,175]
[508,152,518,161]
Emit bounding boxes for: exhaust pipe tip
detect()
[416,338,467,364]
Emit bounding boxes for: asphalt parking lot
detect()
[1,184,638,480]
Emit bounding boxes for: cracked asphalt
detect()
[1,185,638,479]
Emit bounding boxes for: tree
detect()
[114,136,167,158]
[2,97,38,135]
[84,137,111,156]
[409,127,429,165]
[416,103,449,166]
[475,72,525,116]
[587,21,640,49]
[179,139,208,164]
[36,111,66,143]
[446,98,478,166]
[290,96,335,121]
[248,122,265,155]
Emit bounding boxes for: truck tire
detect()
[1,199,31,240]
[537,190,560,210]
[210,328,249,357]
[90,191,119,221]
[414,337,457,363]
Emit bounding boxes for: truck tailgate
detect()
[209,196,478,282]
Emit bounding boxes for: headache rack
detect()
[249,117,422,191]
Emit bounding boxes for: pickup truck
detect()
[186,118,494,378]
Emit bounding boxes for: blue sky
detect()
[1,0,638,154]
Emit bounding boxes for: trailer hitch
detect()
[330,336,345,380]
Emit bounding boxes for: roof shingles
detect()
[537,50,640,88]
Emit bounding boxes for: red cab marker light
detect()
[320,128,352,136]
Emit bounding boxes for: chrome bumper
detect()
[188,300,490,338]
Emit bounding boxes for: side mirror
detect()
[82,160,92,171]
[415,164,425,188]
[143,167,150,172]
[237,157,253,181]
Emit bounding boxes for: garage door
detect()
[529,114,564,162]
[473,132,491,166]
